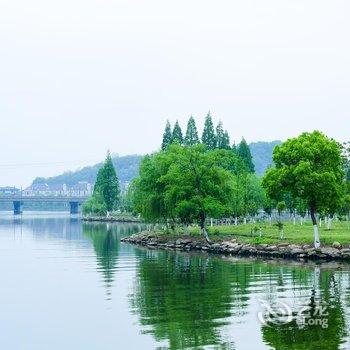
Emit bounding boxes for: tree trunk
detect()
[319,218,322,227]
[310,209,320,248]
[293,214,296,225]
[210,218,213,227]
[234,217,238,226]
[244,217,247,225]
[200,213,211,244]
[279,228,284,240]
[327,216,332,230]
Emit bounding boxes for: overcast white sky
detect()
[0,0,349,187]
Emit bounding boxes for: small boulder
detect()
[332,241,342,249]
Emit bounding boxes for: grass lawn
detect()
[184,220,350,245]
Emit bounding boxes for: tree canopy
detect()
[132,144,237,241]
[263,131,345,247]
[201,112,217,150]
[237,138,255,173]
[184,116,199,146]
[161,120,173,151]
[92,151,120,213]
[172,120,184,145]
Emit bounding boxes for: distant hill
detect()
[31,141,280,187]
[249,140,281,176]
[33,155,143,187]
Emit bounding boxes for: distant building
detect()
[68,182,92,197]
[0,186,20,196]
[23,182,92,197]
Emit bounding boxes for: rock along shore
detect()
[121,232,350,262]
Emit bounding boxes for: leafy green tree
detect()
[263,191,275,224]
[93,151,120,214]
[161,120,173,150]
[341,141,350,182]
[237,138,255,173]
[232,173,264,221]
[172,120,183,144]
[132,153,174,225]
[82,196,107,216]
[263,131,345,248]
[201,112,217,150]
[133,145,236,242]
[276,201,286,216]
[119,182,136,214]
[184,116,199,146]
[163,145,235,242]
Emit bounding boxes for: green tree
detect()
[262,131,345,248]
[237,138,255,173]
[82,196,107,216]
[201,112,217,150]
[172,120,183,145]
[161,120,172,150]
[232,142,237,154]
[133,145,236,242]
[93,151,120,214]
[216,121,231,150]
[222,131,231,150]
[184,116,199,146]
[163,145,235,242]
[132,153,173,225]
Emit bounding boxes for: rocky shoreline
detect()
[121,232,350,262]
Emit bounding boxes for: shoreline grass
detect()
[156,221,350,246]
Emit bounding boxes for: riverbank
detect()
[82,216,141,223]
[121,231,350,262]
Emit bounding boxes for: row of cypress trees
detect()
[161,112,255,173]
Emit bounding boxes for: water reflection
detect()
[1,216,350,350]
[262,269,348,350]
[130,249,350,350]
[83,222,143,298]
[130,249,243,349]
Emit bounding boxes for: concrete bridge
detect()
[0,195,89,214]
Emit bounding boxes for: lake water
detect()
[1,214,350,350]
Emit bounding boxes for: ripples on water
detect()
[0,213,350,350]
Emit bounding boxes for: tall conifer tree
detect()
[221,131,231,150]
[161,120,173,150]
[237,138,255,173]
[184,116,199,146]
[201,112,216,150]
[216,121,224,149]
[93,150,120,213]
[172,120,183,144]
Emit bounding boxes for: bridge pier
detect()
[69,202,79,215]
[13,201,22,215]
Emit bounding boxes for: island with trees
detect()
[84,113,350,261]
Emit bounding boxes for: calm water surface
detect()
[1,213,350,350]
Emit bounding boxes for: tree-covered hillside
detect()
[249,140,281,176]
[33,155,142,186]
[31,141,279,187]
